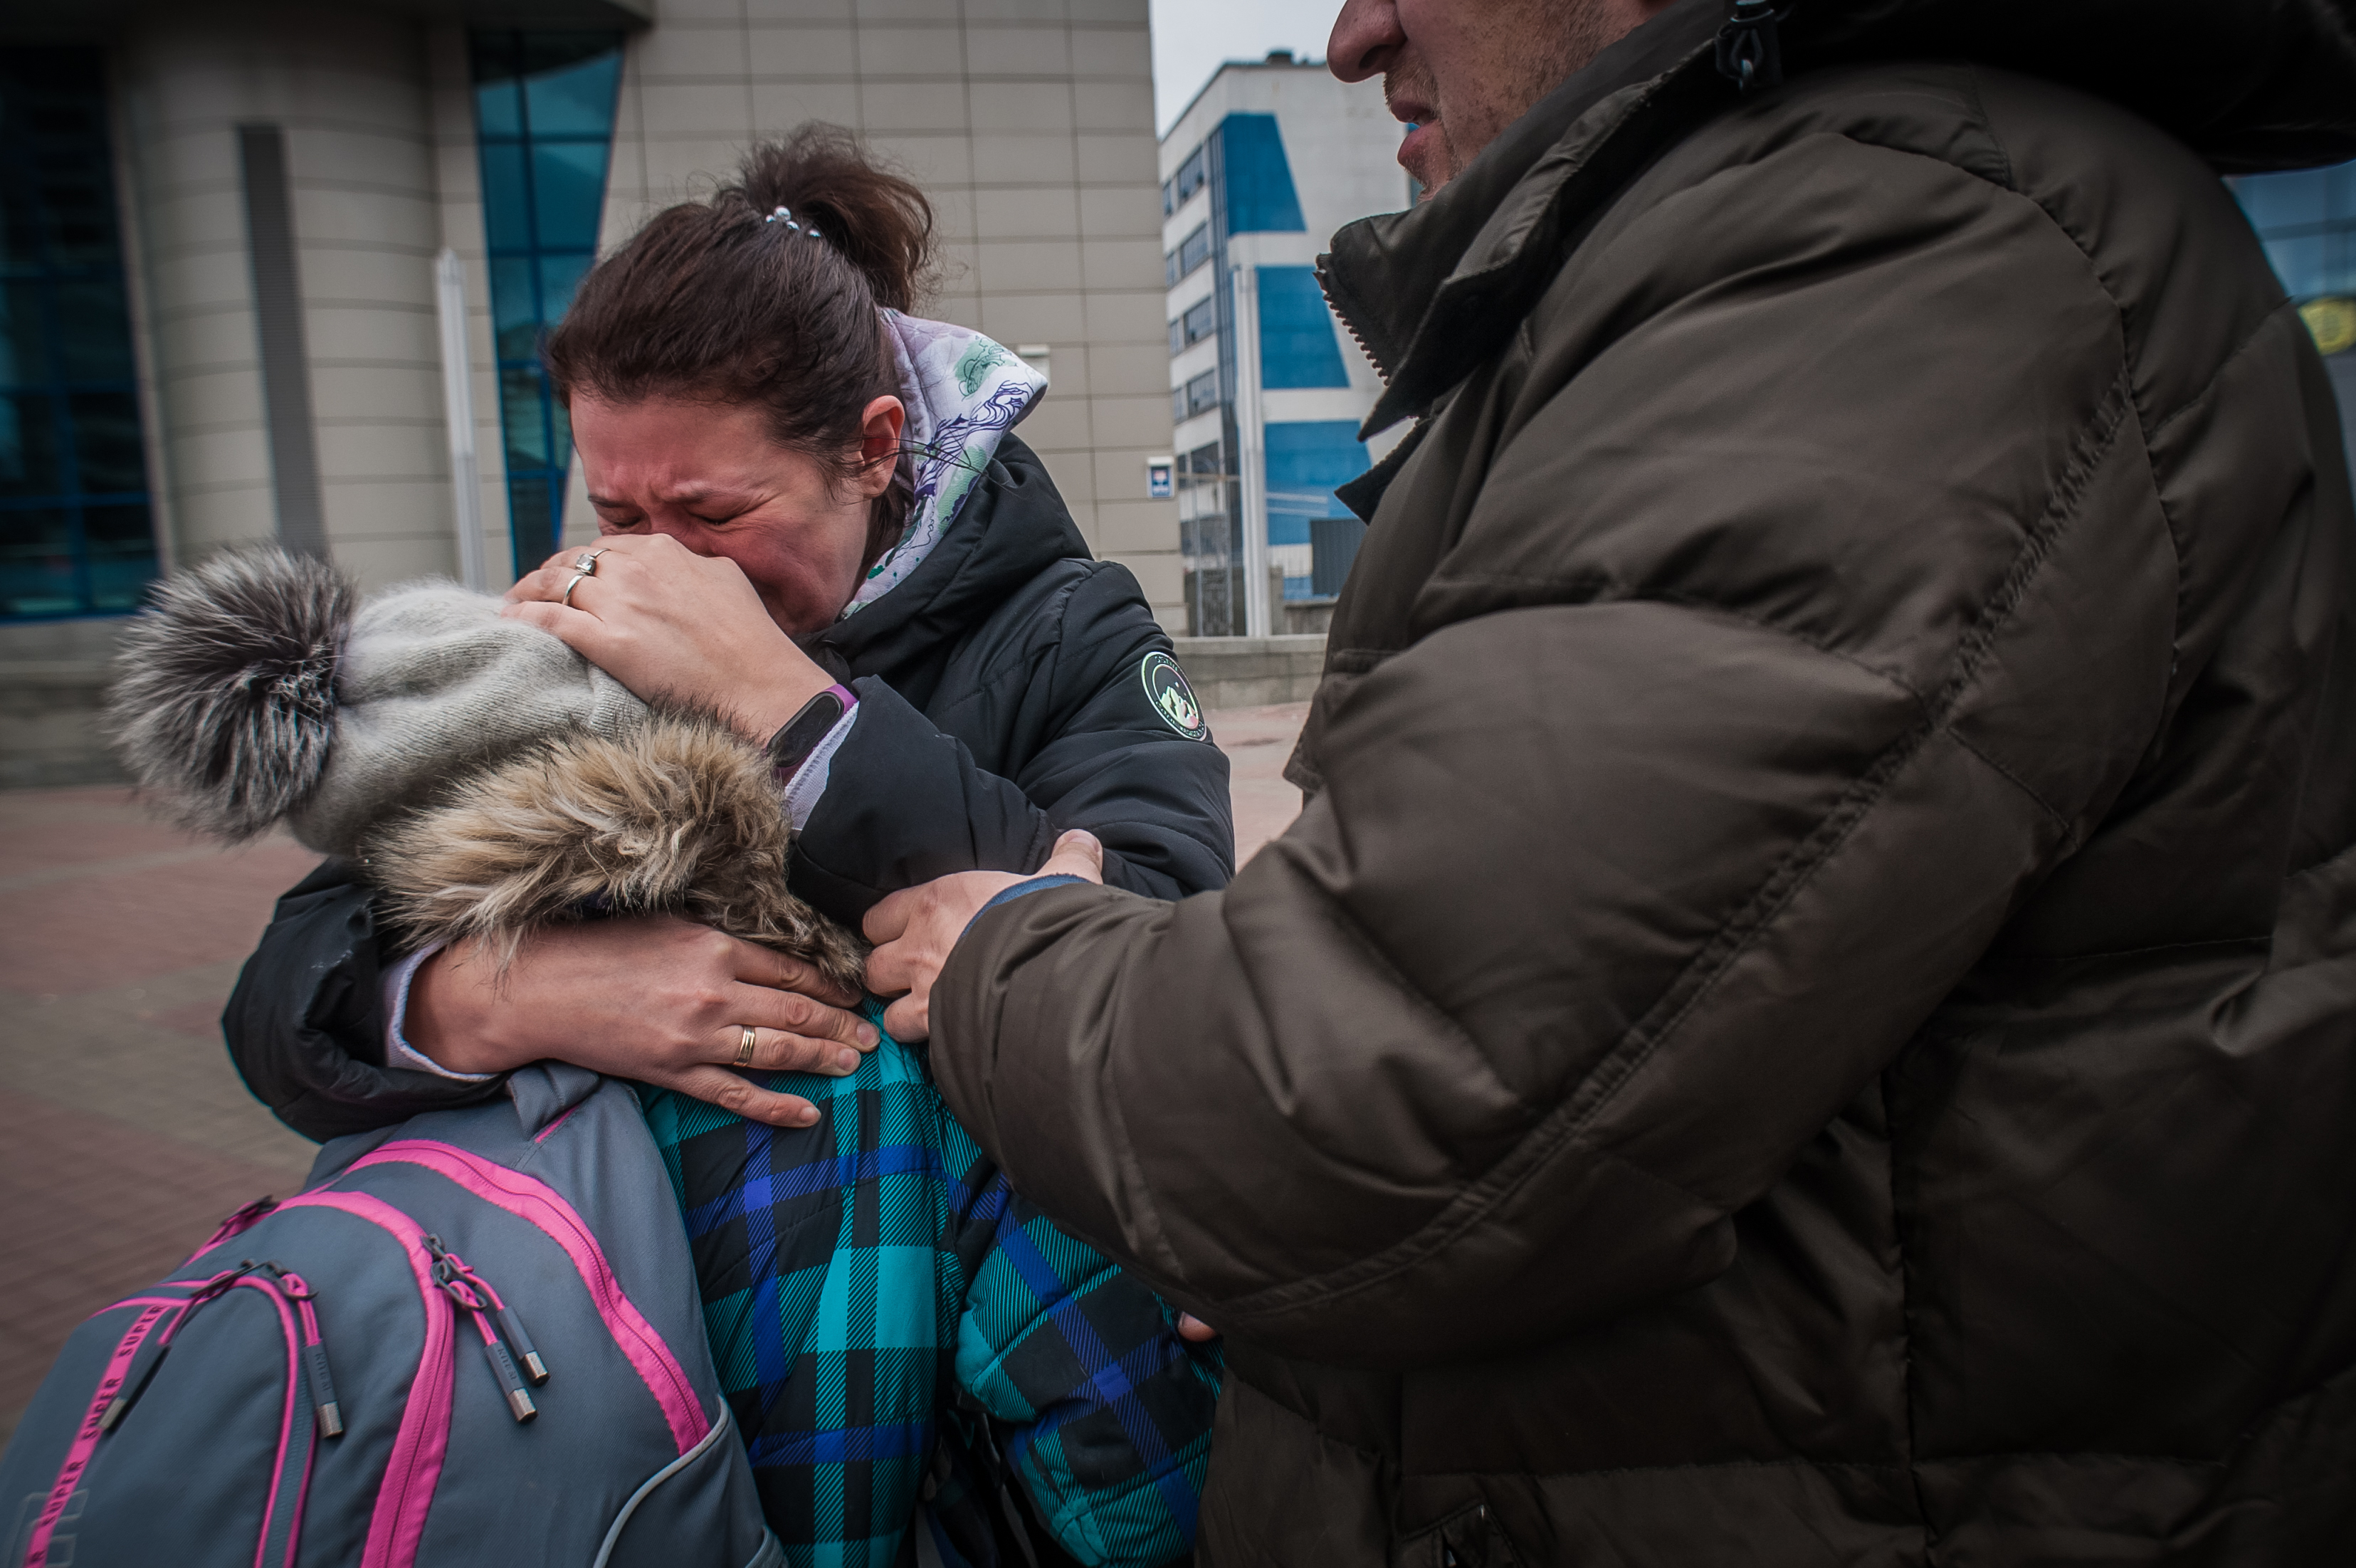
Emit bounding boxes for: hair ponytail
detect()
[736,126,933,312]
[544,124,937,487]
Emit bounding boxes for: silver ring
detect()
[734,1025,757,1069]
[573,547,609,575]
[559,571,589,608]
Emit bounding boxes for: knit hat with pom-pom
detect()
[107,547,643,859]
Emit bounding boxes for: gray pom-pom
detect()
[107,547,355,841]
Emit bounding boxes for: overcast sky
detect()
[1149,0,1351,136]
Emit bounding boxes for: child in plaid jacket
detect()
[643,1004,1221,1568]
[112,552,1221,1568]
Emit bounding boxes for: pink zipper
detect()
[26,1278,308,1568]
[278,1191,454,1568]
[228,1277,303,1568]
[184,1196,280,1266]
[28,1142,701,1568]
[345,1141,705,1453]
[275,1272,333,1568]
[22,1303,170,1567]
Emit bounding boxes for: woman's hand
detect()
[503,534,833,744]
[863,831,1106,1041]
[406,915,880,1126]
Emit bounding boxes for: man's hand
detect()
[863,831,1105,1041]
[407,915,879,1125]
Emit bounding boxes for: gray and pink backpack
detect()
[0,1064,777,1568]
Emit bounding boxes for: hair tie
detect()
[762,204,823,241]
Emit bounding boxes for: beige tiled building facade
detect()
[0,0,1180,695]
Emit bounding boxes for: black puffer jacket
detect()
[226,437,1232,1140]
[930,2,2356,1562]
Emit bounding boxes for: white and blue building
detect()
[1159,53,1407,637]
[1147,69,2356,641]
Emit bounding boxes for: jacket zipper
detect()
[1316,258,1391,384]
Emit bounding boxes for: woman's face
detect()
[572,392,905,636]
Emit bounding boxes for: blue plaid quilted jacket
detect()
[639,1005,1219,1568]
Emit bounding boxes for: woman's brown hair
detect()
[543,125,935,491]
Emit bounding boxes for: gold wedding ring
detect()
[735,1024,758,1069]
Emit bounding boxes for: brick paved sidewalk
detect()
[0,703,1305,1443]
[0,787,320,1444]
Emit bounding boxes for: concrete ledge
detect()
[1,661,127,789]
[1171,634,1327,710]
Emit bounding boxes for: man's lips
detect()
[1398,119,1441,172]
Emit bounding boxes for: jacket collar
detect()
[809,435,1086,675]
[1321,0,2356,438]
[1320,0,1725,438]
[843,312,1048,616]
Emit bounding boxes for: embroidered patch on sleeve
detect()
[1140,651,1209,742]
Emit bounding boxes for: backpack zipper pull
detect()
[472,1312,538,1422]
[100,1261,259,1433]
[426,1238,538,1422]
[472,1273,547,1386]
[495,1304,547,1386]
[99,1325,179,1433]
[426,1237,547,1384]
[272,1270,345,1438]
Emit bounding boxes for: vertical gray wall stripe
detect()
[238,123,327,558]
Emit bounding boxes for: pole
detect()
[1230,262,1271,638]
[434,248,486,591]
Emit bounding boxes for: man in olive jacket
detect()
[871,0,2356,1559]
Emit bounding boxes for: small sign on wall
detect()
[1147,456,1174,499]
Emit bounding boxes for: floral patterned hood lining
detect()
[841,310,1048,617]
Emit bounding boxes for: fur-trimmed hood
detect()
[363,705,863,988]
[107,547,863,989]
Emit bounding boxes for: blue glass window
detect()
[470,31,622,574]
[1265,420,1368,599]
[1263,420,1365,538]
[1183,296,1217,347]
[0,48,156,620]
[1168,295,1216,359]
[1174,145,1209,206]
[1216,115,1305,235]
[2233,162,2356,307]
[1257,266,1350,389]
[1172,222,1212,283]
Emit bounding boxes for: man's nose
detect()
[1327,0,1403,83]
